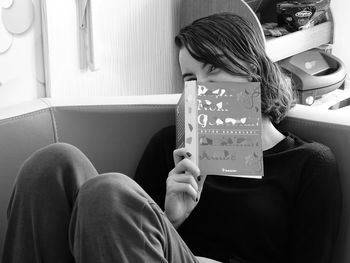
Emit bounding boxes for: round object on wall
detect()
[0,16,12,54]
[1,0,13,9]
[2,0,34,35]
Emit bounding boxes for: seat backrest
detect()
[0,101,56,257]
[0,95,178,257]
[1,97,349,262]
[51,104,175,177]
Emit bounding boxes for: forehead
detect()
[178,47,203,73]
[178,47,250,75]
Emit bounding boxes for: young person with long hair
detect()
[2,13,341,263]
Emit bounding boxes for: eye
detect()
[208,64,218,74]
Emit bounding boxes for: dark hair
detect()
[175,13,295,124]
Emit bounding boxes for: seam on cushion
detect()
[46,104,174,143]
[50,104,176,111]
[49,107,59,142]
[0,108,51,125]
[41,100,59,143]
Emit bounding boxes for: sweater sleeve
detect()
[134,126,176,210]
[288,144,342,263]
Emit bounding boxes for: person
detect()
[134,13,342,263]
[1,13,341,263]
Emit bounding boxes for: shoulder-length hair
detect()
[175,13,295,124]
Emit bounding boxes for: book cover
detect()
[176,81,263,179]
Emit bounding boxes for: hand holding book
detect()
[167,81,264,228]
[164,148,205,229]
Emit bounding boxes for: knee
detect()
[69,174,165,261]
[21,142,95,175]
[31,143,88,167]
[74,173,151,221]
[20,143,79,171]
[78,173,147,204]
[15,143,97,197]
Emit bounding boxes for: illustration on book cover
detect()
[176,81,263,179]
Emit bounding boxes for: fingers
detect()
[173,148,193,166]
[173,158,200,178]
[166,174,199,202]
[168,156,202,201]
[171,148,206,202]
[171,174,199,192]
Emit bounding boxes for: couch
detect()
[0,94,349,262]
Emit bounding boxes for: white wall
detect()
[331,1,350,81]
[0,0,45,108]
[42,0,183,97]
[0,0,349,109]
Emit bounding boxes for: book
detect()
[176,81,264,179]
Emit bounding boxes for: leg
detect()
[69,173,198,263]
[1,143,99,263]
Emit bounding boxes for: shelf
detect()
[265,21,333,62]
[177,0,334,64]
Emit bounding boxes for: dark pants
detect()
[1,143,198,263]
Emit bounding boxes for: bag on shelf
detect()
[277,0,331,32]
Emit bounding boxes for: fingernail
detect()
[197,175,201,181]
[186,152,192,157]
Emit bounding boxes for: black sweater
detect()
[134,125,342,263]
